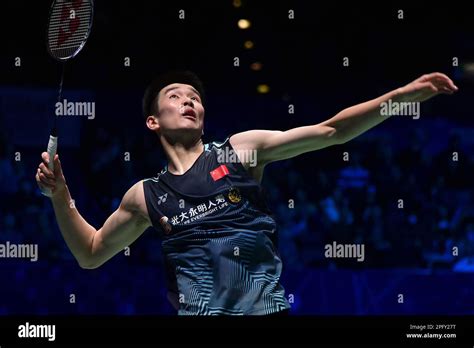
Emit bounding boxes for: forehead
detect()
[159,83,199,97]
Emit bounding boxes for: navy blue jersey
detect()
[143,136,290,315]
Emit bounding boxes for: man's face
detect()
[154,83,205,135]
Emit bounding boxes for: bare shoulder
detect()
[121,180,150,224]
[229,131,276,183]
[229,130,280,149]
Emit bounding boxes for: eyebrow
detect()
[163,86,200,97]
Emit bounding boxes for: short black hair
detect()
[142,70,206,119]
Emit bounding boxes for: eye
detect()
[191,96,198,101]
[169,94,179,99]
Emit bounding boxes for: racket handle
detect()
[47,135,58,170]
[41,135,58,197]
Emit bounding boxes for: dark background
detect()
[0,0,474,315]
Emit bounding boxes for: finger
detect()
[434,77,458,92]
[36,171,52,188]
[418,81,439,93]
[446,78,458,91]
[39,162,55,179]
[37,168,55,184]
[35,172,41,184]
[431,79,454,94]
[38,170,56,186]
[429,73,458,91]
[41,152,50,165]
[432,78,450,90]
[440,86,454,94]
[426,72,448,80]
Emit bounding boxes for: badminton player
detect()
[35,71,458,315]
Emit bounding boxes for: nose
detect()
[183,97,194,107]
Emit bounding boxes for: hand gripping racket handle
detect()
[41,135,58,197]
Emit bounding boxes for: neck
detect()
[160,134,204,175]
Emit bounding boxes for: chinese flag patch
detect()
[210,164,230,181]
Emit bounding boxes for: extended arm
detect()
[230,72,458,166]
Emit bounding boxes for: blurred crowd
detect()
[270,131,474,271]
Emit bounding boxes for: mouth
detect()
[182,108,197,120]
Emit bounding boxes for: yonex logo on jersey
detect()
[158,193,168,205]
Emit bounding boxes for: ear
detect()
[146,115,160,132]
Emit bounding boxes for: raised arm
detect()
[36,153,151,269]
[230,72,458,166]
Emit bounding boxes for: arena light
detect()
[244,40,254,49]
[250,62,263,71]
[257,84,270,94]
[233,0,242,8]
[238,19,251,29]
[463,62,474,75]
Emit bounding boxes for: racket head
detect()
[46,0,94,61]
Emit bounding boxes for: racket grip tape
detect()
[41,135,58,197]
[47,135,58,171]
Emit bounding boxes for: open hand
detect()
[398,72,458,103]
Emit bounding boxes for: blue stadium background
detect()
[1,1,473,315]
